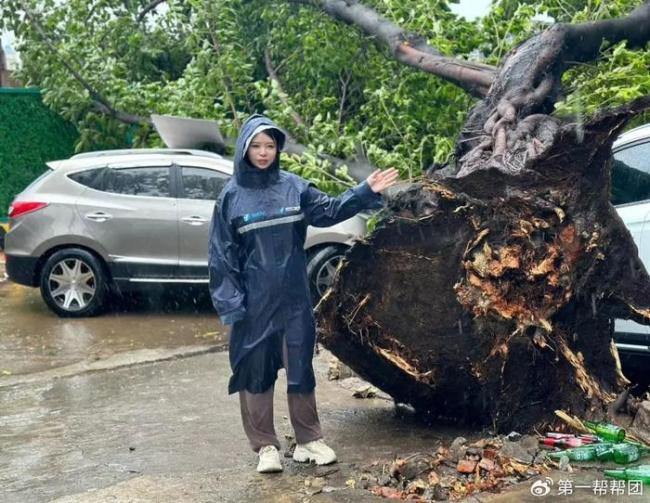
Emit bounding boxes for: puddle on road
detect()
[0,280,227,377]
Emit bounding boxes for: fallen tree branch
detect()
[564,0,650,63]
[136,0,167,23]
[282,140,374,183]
[19,1,376,179]
[91,101,150,125]
[456,2,650,167]
[264,48,310,135]
[20,1,148,126]
[208,28,241,129]
[295,0,495,97]
[337,69,352,130]
[93,104,371,180]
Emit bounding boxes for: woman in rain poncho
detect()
[208,115,398,473]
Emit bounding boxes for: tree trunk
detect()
[318,11,650,431]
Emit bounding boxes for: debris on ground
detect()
[447,437,467,463]
[361,416,650,501]
[284,434,296,458]
[542,412,650,484]
[303,476,326,496]
[356,435,550,501]
[327,357,355,380]
[500,434,543,464]
[353,384,380,399]
[337,376,391,400]
[632,401,650,437]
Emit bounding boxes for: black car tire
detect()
[306,245,348,304]
[39,248,108,317]
[0,226,5,251]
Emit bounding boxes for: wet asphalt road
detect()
[0,254,639,502]
[0,253,458,502]
[0,253,227,377]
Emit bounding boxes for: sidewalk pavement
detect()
[1,349,451,503]
[2,347,628,503]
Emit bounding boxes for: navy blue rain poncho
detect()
[208,115,383,394]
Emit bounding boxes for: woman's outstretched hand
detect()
[366,168,400,193]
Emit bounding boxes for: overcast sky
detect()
[450,0,492,19]
[2,31,14,47]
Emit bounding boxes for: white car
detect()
[612,123,650,369]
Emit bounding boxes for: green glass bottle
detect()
[594,442,615,461]
[548,445,598,462]
[583,420,626,442]
[613,443,650,464]
[604,465,650,484]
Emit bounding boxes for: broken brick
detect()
[456,459,478,474]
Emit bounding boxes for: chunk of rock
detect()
[338,377,390,399]
[631,400,650,432]
[327,358,356,380]
[500,435,538,463]
[449,437,468,462]
[304,476,326,496]
[390,454,434,480]
[465,447,481,461]
[456,459,478,474]
[479,458,496,472]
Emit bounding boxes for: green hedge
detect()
[0,88,78,217]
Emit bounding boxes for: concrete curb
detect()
[0,343,227,389]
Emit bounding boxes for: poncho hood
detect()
[234,114,287,188]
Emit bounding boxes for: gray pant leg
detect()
[287,391,322,444]
[239,386,280,452]
[282,337,323,445]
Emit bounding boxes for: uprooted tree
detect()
[317,1,650,431]
[5,0,650,431]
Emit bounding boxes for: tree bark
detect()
[136,0,167,23]
[317,2,650,431]
[296,0,495,97]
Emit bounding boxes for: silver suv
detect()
[4,149,368,317]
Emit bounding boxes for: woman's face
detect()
[247,131,277,170]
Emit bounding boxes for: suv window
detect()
[69,166,172,197]
[68,168,106,191]
[611,141,650,205]
[181,167,228,200]
[104,167,171,197]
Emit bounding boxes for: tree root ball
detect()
[318,100,650,432]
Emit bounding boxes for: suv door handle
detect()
[85,211,113,222]
[181,216,209,226]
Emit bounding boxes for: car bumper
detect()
[6,254,38,287]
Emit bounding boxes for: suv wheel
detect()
[307,245,348,303]
[40,248,108,317]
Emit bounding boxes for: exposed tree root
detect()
[319,98,650,431]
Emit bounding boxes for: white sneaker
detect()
[257,445,283,473]
[293,439,337,465]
